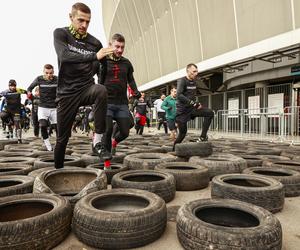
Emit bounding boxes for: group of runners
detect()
[2,2,214,170]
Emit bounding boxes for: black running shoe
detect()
[196,136,208,142]
[93,142,112,160]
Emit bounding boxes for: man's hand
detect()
[197,103,202,109]
[134,91,141,99]
[189,100,202,109]
[96,47,114,60]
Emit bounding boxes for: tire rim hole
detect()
[45,172,96,194]
[92,195,149,212]
[224,178,270,187]
[0,202,53,222]
[195,207,259,228]
[123,175,164,182]
[253,170,291,176]
[166,166,196,170]
[0,180,23,187]
[0,168,21,172]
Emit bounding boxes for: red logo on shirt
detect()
[110,64,120,82]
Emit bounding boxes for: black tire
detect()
[0,139,18,150]
[4,144,35,151]
[133,145,166,153]
[155,162,209,191]
[81,152,126,166]
[30,150,54,158]
[258,155,290,163]
[0,151,34,157]
[33,155,83,169]
[33,167,107,208]
[28,166,77,178]
[189,153,247,178]
[280,149,300,159]
[239,154,263,167]
[111,170,176,202]
[0,193,72,250]
[110,152,127,163]
[87,162,129,184]
[0,165,34,176]
[28,167,56,178]
[176,198,282,250]
[264,160,300,172]
[0,157,36,167]
[222,148,258,155]
[243,166,300,197]
[211,174,284,213]
[0,175,34,197]
[249,146,282,155]
[175,142,213,157]
[72,188,167,249]
[123,153,176,170]
[113,147,139,155]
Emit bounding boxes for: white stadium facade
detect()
[102,0,300,141]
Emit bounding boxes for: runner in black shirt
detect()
[174,63,214,150]
[53,2,114,168]
[0,80,27,143]
[27,64,58,151]
[101,33,141,157]
[132,93,151,135]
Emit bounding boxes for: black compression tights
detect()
[104,117,130,151]
[173,122,187,150]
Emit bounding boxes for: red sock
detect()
[112,139,118,148]
[104,160,111,168]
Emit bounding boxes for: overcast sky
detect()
[2,0,106,92]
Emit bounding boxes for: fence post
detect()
[240,109,244,137]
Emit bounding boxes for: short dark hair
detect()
[186,63,197,70]
[9,79,16,86]
[44,64,53,70]
[72,2,91,15]
[111,33,125,43]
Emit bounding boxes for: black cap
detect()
[9,79,16,86]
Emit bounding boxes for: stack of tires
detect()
[0,134,295,249]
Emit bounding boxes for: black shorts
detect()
[107,104,130,118]
[167,119,176,130]
[176,107,214,124]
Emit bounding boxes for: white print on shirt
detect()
[68,44,93,55]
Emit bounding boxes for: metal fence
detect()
[149,83,297,142]
[189,106,300,143]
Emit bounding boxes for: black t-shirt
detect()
[176,77,197,114]
[53,27,106,98]
[0,89,26,114]
[27,76,57,108]
[102,57,139,105]
[133,99,151,116]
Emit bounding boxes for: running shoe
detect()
[93,142,112,161]
[196,136,208,142]
[44,139,53,151]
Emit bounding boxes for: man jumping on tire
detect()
[173,63,214,150]
[53,2,114,168]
